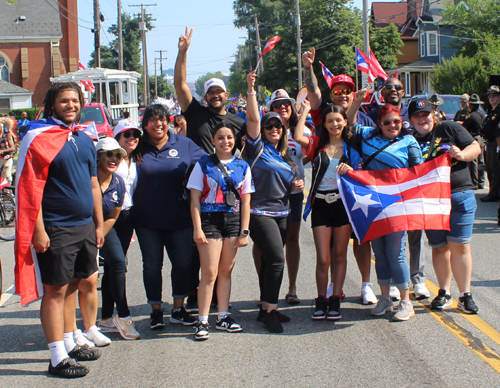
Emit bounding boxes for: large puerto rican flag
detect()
[338,153,452,244]
[15,120,73,306]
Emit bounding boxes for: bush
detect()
[8,107,42,121]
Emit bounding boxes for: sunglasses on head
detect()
[264,123,283,131]
[382,119,402,126]
[122,129,141,138]
[99,150,123,160]
[271,101,291,109]
[331,89,352,96]
[384,84,403,91]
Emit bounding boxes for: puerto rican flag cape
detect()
[14,117,95,306]
[338,153,452,244]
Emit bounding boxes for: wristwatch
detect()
[241,229,250,236]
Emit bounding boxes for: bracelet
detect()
[247,92,256,95]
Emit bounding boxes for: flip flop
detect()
[285,294,301,305]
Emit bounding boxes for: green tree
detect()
[369,23,404,70]
[227,70,248,96]
[430,55,489,95]
[194,72,225,97]
[232,0,363,97]
[149,76,174,102]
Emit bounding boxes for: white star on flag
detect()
[351,193,378,217]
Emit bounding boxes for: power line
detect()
[43,0,93,30]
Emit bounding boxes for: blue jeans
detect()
[372,231,410,290]
[425,190,477,247]
[136,227,193,304]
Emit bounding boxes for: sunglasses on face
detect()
[99,150,123,160]
[382,119,402,126]
[383,84,403,91]
[206,89,225,96]
[122,129,141,138]
[331,89,353,96]
[264,123,283,131]
[271,101,291,109]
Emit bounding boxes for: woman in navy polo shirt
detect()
[134,103,206,330]
[245,72,304,333]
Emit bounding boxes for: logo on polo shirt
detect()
[169,149,179,157]
[111,191,119,203]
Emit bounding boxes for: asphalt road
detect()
[1,186,500,386]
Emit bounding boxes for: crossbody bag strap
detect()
[425,129,438,161]
[210,154,240,199]
[363,137,398,168]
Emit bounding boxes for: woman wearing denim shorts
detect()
[409,98,482,314]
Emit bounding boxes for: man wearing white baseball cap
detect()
[174,27,246,154]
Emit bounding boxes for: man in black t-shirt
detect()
[462,94,486,189]
[454,94,470,124]
[174,27,246,154]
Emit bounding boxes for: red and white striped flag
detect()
[369,49,389,80]
[257,36,281,62]
[78,61,96,93]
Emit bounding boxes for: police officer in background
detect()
[454,94,470,124]
[462,94,486,189]
[480,85,500,202]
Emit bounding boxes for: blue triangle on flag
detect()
[341,174,402,240]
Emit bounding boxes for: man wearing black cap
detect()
[480,85,500,202]
[462,94,486,189]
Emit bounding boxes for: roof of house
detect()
[371,2,410,28]
[421,0,452,24]
[0,0,62,40]
[0,80,33,95]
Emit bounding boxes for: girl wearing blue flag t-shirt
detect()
[350,96,423,322]
[295,101,362,322]
[188,122,254,341]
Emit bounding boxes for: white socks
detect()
[218,311,228,320]
[199,315,208,323]
[63,332,77,353]
[48,340,68,367]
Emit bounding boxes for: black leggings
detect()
[249,214,291,304]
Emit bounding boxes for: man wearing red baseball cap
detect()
[302,48,375,128]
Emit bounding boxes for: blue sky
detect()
[78,0,400,83]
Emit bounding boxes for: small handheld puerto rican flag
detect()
[319,61,334,89]
[78,61,96,93]
[355,47,374,84]
[338,153,452,244]
[255,36,281,71]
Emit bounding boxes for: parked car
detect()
[138,107,145,123]
[408,94,462,120]
[35,103,118,138]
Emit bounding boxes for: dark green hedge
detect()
[8,107,42,121]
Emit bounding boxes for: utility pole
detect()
[154,56,167,99]
[130,3,156,106]
[93,0,101,102]
[296,0,302,91]
[362,0,370,89]
[155,50,167,76]
[118,0,123,70]
[254,16,263,73]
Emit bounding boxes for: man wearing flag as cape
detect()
[15,82,104,378]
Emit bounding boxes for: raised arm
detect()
[302,47,322,111]
[174,27,194,112]
[245,71,260,140]
[347,89,367,125]
[294,100,311,147]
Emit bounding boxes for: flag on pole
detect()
[78,61,96,93]
[338,153,452,244]
[369,49,389,80]
[257,36,281,62]
[393,70,399,78]
[355,47,374,84]
[319,61,335,89]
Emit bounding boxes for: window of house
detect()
[0,56,9,82]
[427,32,438,56]
[405,72,411,97]
[0,98,10,114]
[420,33,425,57]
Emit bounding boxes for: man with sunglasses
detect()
[367,78,408,124]
[302,48,375,128]
[174,27,246,154]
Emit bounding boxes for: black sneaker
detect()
[215,316,243,332]
[185,291,199,313]
[312,296,327,320]
[194,321,209,341]
[68,344,101,361]
[48,357,89,378]
[458,293,479,314]
[256,308,290,323]
[262,310,283,333]
[170,307,197,326]
[430,289,452,310]
[327,296,342,320]
[150,309,165,330]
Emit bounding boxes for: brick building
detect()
[0,0,79,107]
